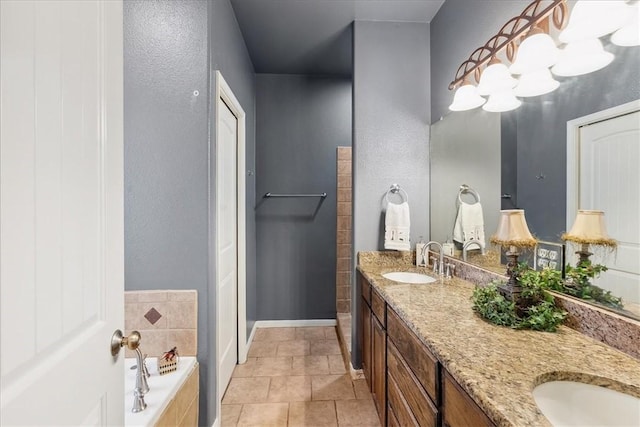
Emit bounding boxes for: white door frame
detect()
[215,70,247,417]
[566,99,640,229]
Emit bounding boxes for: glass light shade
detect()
[611,3,640,47]
[509,32,559,75]
[559,0,628,43]
[552,39,614,77]
[491,210,536,247]
[563,210,615,244]
[448,84,486,111]
[482,89,521,113]
[513,68,560,97]
[477,62,518,96]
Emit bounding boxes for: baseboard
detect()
[243,323,258,360]
[254,319,337,328]
[212,417,220,427]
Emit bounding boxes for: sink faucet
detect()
[421,241,444,275]
[132,347,149,413]
[462,240,485,261]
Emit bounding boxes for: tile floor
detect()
[221,326,380,427]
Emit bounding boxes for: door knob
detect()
[111,329,141,356]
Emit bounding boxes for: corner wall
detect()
[352,20,431,366]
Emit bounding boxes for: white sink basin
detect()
[533,381,640,427]
[381,272,436,284]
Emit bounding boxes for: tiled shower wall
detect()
[337,147,352,313]
[124,290,198,358]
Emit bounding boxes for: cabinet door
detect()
[443,371,495,427]
[371,315,386,425]
[361,296,372,387]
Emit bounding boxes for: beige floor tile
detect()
[311,375,356,401]
[237,402,289,427]
[253,327,297,342]
[323,326,338,340]
[233,358,258,377]
[267,375,312,402]
[335,399,380,426]
[291,356,330,376]
[221,404,243,427]
[248,341,278,358]
[288,401,338,427]
[310,340,342,356]
[295,327,328,341]
[222,377,270,404]
[253,357,293,376]
[352,380,371,400]
[328,355,347,374]
[276,340,310,356]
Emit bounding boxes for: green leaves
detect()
[561,262,623,309]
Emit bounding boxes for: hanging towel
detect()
[384,202,411,251]
[453,202,486,249]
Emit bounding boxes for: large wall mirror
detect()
[430,40,640,321]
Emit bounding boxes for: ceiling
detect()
[230,0,445,76]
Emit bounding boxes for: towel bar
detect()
[264,192,327,198]
[458,184,481,203]
[385,184,409,204]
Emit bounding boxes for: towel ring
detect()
[385,184,409,204]
[458,184,480,204]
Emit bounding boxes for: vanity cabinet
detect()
[442,371,495,427]
[359,272,386,426]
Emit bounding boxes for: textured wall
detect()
[124,0,255,424]
[430,110,501,246]
[255,74,352,320]
[352,20,431,366]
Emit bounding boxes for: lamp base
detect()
[575,243,592,267]
[499,249,522,301]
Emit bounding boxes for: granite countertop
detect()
[357,251,640,427]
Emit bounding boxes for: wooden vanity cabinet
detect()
[358,271,386,426]
[442,371,495,427]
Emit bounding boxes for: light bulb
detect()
[477,62,518,96]
[482,89,522,113]
[552,38,614,77]
[449,84,486,111]
[513,69,560,97]
[510,32,559,75]
[559,0,628,43]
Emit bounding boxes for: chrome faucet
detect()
[421,241,444,275]
[132,347,149,413]
[462,240,485,261]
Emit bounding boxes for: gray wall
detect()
[430,110,501,245]
[124,1,255,425]
[255,74,352,320]
[352,20,431,366]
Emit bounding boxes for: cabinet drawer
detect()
[387,340,438,427]
[360,273,371,306]
[387,307,439,403]
[387,404,401,427]
[387,373,420,427]
[443,371,495,427]
[371,288,385,326]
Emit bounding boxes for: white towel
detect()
[453,202,486,249]
[384,202,411,251]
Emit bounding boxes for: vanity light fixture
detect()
[513,68,560,97]
[562,210,617,266]
[477,58,518,96]
[448,78,486,111]
[551,38,615,77]
[482,89,522,113]
[509,26,560,75]
[558,0,628,43]
[491,210,537,300]
[611,2,640,47]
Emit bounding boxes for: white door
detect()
[577,110,640,305]
[0,1,124,425]
[217,100,238,393]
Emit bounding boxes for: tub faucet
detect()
[132,347,149,413]
[421,241,444,275]
[462,240,485,261]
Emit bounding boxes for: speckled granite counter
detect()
[357,251,640,427]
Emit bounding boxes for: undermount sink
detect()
[381,272,437,284]
[533,381,640,426]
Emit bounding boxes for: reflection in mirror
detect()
[430,43,640,322]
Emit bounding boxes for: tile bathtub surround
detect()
[124,290,197,358]
[336,147,352,314]
[221,326,380,427]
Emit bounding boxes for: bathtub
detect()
[124,356,198,426]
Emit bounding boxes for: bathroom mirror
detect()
[430,43,640,321]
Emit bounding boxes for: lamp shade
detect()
[513,68,560,97]
[482,89,521,113]
[509,31,559,75]
[491,209,537,247]
[559,0,628,43]
[562,210,617,246]
[449,83,486,111]
[477,61,518,96]
[551,38,614,77]
[611,3,640,47]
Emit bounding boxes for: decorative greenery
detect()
[546,260,624,309]
[472,264,567,332]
